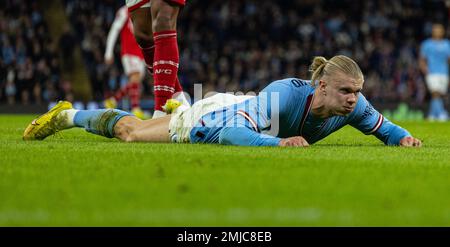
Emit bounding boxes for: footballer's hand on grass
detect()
[399,136,422,147]
[279,136,309,147]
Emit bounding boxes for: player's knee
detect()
[128,72,142,83]
[134,31,153,48]
[152,13,176,31]
[130,10,153,47]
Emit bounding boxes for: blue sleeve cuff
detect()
[374,118,411,145]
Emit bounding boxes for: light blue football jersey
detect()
[420,39,450,75]
[189,78,411,146]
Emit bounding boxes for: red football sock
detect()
[128,82,141,109]
[175,77,183,93]
[153,30,178,111]
[114,86,128,101]
[139,44,155,74]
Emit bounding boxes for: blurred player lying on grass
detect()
[23,55,421,147]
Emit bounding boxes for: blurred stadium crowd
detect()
[0,0,72,105]
[1,0,449,110]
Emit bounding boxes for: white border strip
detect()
[367,114,383,134]
[154,85,175,93]
[153,60,179,68]
[237,110,259,132]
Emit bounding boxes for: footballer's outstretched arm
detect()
[219,125,309,147]
[104,8,127,64]
[218,114,309,147]
[349,94,421,147]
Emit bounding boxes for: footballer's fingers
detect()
[279,136,309,147]
[399,136,412,147]
[297,136,309,147]
[400,136,422,147]
[412,137,422,147]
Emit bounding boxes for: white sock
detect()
[173,104,189,115]
[173,92,191,107]
[59,109,79,128]
[152,110,167,119]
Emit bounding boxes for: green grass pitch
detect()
[0,114,449,226]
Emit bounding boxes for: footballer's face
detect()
[320,72,363,116]
[432,24,445,39]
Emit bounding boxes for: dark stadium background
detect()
[1,0,449,118]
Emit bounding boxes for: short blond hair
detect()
[309,55,364,86]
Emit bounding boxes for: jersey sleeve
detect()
[447,40,450,58]
[219,125,281,146]
[349,94,411,145]
[218,80,293,146]
[420,41,428,58]
[104,8,127,60]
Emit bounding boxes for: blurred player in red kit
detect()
[104,5,147,119]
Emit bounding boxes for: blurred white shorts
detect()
[426,74,448,94]
[126,0,151,12]
[169,93,254,143]
[121,55,146,76]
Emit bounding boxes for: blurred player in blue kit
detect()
[23,55,422,147]
[420,23,450,121]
